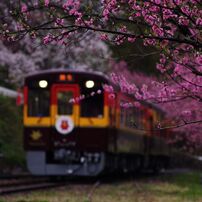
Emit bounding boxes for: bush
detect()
[0,95,25,168]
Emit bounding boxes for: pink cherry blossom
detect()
[21,4,27,13]
[44,0,50,7]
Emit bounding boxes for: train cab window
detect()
[57,91,73,115]
[80,93,104,117]
[28,89,50,117]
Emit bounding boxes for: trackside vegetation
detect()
[0,95,25,170]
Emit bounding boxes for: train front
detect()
[23,70,114,176]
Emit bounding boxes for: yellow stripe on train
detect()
[79,106,109,127]
[24,105,110,127]
[24,105,51,126]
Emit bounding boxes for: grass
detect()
[0,171,202,202]
[168,172,202,200]
[142,172,202,202]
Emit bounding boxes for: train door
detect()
[51,84,80,135]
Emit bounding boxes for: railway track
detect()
[0,176,64,195]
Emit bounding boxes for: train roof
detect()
[25,68,110,82]
[0,86,18,98]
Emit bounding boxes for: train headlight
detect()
[85,80,94,88]
[39,80,48,88]
[80,157,85,163]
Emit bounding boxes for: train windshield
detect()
[28,89,50,117]
[57,91,73,115]
[80,93,104,117]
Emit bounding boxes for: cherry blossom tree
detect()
[0,41,38,85]
[1,0,200,95]
[0,33,111,85]
[0,1,112,85]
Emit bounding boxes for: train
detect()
[23,69,171,176]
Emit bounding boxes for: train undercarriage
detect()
[26,150,170,176]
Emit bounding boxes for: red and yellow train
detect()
[23,69,170,176]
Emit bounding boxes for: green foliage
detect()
[15,200,49,202]
[146,172,202,201]
[0,95,25,167]
[83,200,90,202]
[169,172,202,200]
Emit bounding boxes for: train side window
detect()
[126,109,130,127]
[139,110,144,128]
[134,107,141,128]
[28,89,50,117]
[57,91,73,115]
[125,108,133,128]
[128,109,134,128]
[120,107,125,126]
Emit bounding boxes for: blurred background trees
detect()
[0,33,111,86]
